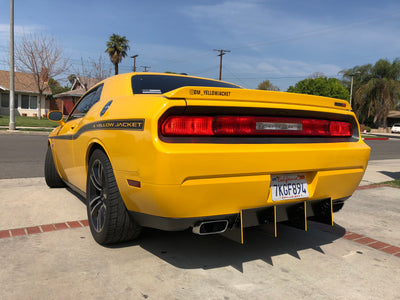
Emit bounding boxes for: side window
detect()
[68,85,103,120]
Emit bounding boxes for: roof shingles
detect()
[0,70,51,95]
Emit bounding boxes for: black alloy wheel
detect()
[87,149,141,245]
[88,158,107,233]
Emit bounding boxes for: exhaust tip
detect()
[193,220,229,235]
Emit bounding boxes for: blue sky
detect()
[1,0,400,90]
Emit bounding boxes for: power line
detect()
[213,49,230,80]
[140,65,150,72]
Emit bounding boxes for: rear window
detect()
[131,74,241,94]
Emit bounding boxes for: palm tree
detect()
[105,34,130,75]
[342,59,400,127]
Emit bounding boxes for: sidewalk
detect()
[0,126,53,135]
[360,159,400,186]
[368,132,400,139]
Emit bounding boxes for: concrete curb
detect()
[0,220,89,239]
[362,137,389,141]
[310,221,400,258]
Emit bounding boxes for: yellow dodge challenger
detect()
[45,72,370,245]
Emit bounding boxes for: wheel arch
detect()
[46,138,66,181]
[86,140,110,176]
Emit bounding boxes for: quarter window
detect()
[68,84,104,120]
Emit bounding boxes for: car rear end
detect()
[117,80,370,243]
[392,124,400,133]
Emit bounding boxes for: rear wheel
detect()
[44,147,65,188]
[87,149,141,245]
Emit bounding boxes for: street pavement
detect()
[0,158,400,299]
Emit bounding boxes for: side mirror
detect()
[48,111,65,126]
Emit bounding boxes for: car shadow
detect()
[109,222,346,272]
[65,186,347,269]
[379,171,400,180]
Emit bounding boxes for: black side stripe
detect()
[49,119,145,140]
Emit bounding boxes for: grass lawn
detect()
[0,115,58,127]
[382,179,400,188]
[361,134,378,138]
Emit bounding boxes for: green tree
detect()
[105,34,130,75]
[257,80,280,91]
[68,74,76,85]
[342,58,400,127]
[48,78,69,95]
[287,77,349,100]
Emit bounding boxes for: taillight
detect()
[161,116,353,137]
[161,116,213,136]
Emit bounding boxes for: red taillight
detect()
[329,121,353,136]
[161,116,214,136]
[161,116,353,137]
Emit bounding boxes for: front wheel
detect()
[87,149,141,245]
[44,147,65,188]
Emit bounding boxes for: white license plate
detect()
[270,173,309,201]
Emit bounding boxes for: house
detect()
[388,110,400,127]
[0,70,52,117]
[54,76,100,115]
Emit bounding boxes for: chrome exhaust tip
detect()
[192,220,229,235]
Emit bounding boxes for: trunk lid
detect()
[163,87,351,111]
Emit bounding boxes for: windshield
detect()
[131,74,241,94]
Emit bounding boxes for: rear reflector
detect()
[161,116,352,137]
[127,179,141,188]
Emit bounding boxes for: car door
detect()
[51,85,103,188]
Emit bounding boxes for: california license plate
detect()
[270,173,309,201]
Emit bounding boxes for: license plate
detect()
[270,173,309,201]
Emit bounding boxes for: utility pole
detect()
[141,66,150,72]
[213,49,230,80]
[9,0,15,131]
[130,54,138,72]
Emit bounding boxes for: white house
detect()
[0,70,51,117]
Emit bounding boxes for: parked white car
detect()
[391,123,400,133]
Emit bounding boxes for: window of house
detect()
[21,95,29,109]
[29,96,37,109]
[1,93,19,108]
[1,93,9,108]
[21,95,38,109]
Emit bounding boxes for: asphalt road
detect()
[0,134,48,179]
[0,133,399,179]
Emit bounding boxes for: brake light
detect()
[161,116,353,137]
[161,116,214,136]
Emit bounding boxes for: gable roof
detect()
[54,76,101,99]
[0,70,51,95]
[72,76,100,91]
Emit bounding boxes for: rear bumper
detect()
[115,138,369,216]
[116,164,367,219]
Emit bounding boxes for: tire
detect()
[87,149,141,245]
[332,202,344,213]
[44,147,65,188]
